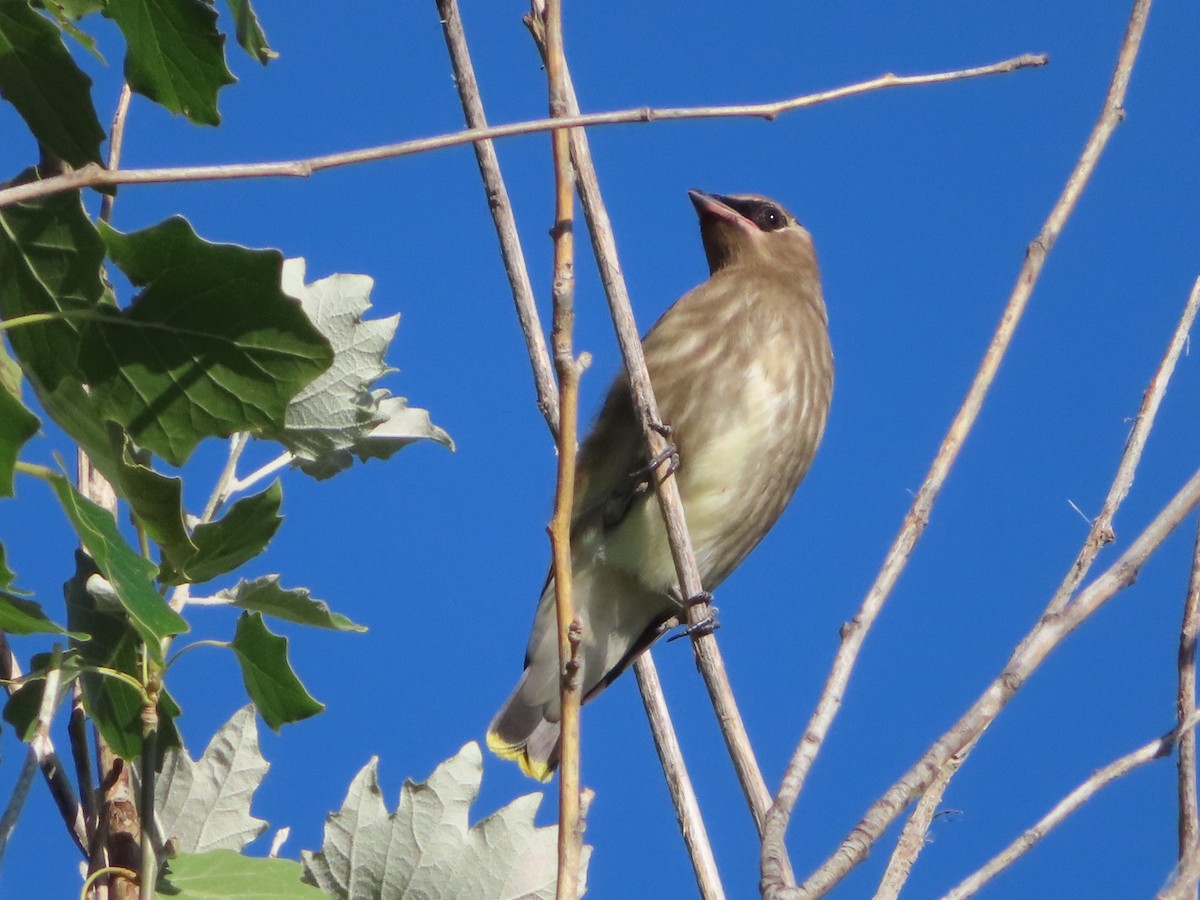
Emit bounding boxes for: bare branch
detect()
[0,55,1047,210]
[1180,514,1200,867]
[540,1,585,895]
[762,2,1152,894]
[876,735,977,900]
[0,633,87,855]
[435,0,559,438]
[944,711,1200,900]
[634,653,726,900]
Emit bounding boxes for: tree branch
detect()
[0,55,1048,210]
[541,2,585,896]
[1179,514,1200,866]
[944,711,1200,900]
[435,0,559,439]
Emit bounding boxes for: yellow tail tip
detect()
[486,729,555,783]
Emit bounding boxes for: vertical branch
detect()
[543,1,584,896]
[435,0,560,439]
[762,0,1154,893]
[1180,518,1200,866]
[83,82,141,900]
[525,6,781,861]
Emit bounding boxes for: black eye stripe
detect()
[721,197,789,232]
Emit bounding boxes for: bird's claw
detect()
[631,423,680,489]
[665,589,719,641]
[666,612,721,642]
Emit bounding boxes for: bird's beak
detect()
[688,190,753,231]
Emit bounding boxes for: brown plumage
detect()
[488,190,834,780]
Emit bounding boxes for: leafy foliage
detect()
[91,219,333,466]
[302,744,588,899]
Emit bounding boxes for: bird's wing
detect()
[571,376,649,534]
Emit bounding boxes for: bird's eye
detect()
[753,206,786,232]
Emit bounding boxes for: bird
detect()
[487,190,834,781]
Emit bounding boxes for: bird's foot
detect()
[666,612,721,642]
[665,589,720,641]
[630,426,680,490]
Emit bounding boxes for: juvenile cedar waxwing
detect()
[488,190,834,781]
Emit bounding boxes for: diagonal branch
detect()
[0,54,1047,209]
[944,710,1200,900]
[435,0,559,438]
[761,1,1152,894]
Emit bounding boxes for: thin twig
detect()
[1180,515,1200,866]
[877,734,978,900]
[542,2,585,896]
[524,1,782,865]
[0,632,87,854]
[98,84,132,224]
[435,0,559,439]
[795,465,1200,896]
[0,55,1048,210]
[634,654,725,900]
[943,710,1200,900]
[0,645,66,866]
[1047,275,1200,618]
[763,3,1152,895]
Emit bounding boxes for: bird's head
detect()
[688,190,815,276]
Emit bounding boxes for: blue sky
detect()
[3,1,1200,896]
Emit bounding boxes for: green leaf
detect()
[277,259,452,480]
[224,0,274,65]
[65,554,145,759]
[2,650,83,740]
[112,436,197,572]
[0,544,14,591]
[39,0,105,20]
[0,340,22,397]
[0,381,38,497]
[160,481,282,586]
[0,591,84,637]
[0,1,104,167]
[216,576,366,632]
[230,612,323,731]
[88,219,333,466]
[47,475,188,659]
[158,851,324,898]
[105,0,236,126]
[0,187,107,391]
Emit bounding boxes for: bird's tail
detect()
[486,671,561,782]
